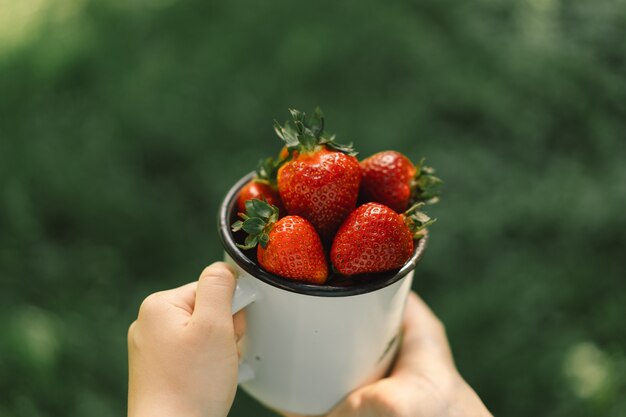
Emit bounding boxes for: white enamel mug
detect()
[218,173,428,416]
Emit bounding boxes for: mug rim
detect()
[217,172,428,297]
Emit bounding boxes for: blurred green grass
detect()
[1,0,625,416]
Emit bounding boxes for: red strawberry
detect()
[237,181,284,215]
[360,151,442,213]
[275,108,361,241]
[232,199,328,284]
[237,156,286,215]
[331,202,435,276]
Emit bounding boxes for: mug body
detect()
[227,254,414,415]
[219,173,428,415]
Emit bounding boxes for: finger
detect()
[404,292,449,345]
[233,310,246,343]
[192,262,237,324]
[391,292,455,378]
[327,387,379,417]
[127,320,137,350]
[325,393,361,417]
[158,282,198,315]
[137,282,197,325]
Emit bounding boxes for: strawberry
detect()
[330,202,435,276]
[275,108,361,241]
[237,156,286,215]
[237,181,283,214]
[232,199,328,284]
[360,151,442,213]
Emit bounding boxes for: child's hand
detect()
[127,264,492,417]
[283,293,493,417]
[128,262,244,417]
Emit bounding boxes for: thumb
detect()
[192,262,237,324]
[391,292,455,379]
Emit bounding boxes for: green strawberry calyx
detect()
[410,158,443,205]
[231,199,279,250]
[273,107,357,156]
[403,202,437,239]
[253,154,286,188]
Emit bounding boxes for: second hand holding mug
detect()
[218,173,428,416]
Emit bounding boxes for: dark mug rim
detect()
[217,172,428,297]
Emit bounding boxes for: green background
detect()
[1,0,625,416]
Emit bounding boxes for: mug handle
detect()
[231,277,257,383]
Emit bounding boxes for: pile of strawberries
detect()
[232,108,441,285]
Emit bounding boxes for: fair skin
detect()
[128,262,492,417]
